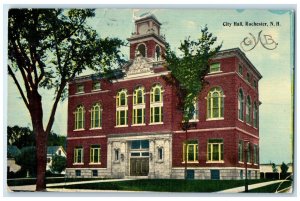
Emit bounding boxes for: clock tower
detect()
[128,14,167,61]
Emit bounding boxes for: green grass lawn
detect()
[7,177,107,186]
[248,180,292,193]
[48,179,270,192]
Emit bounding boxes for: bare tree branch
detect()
[45,80,66,134]
[8,65,30,109]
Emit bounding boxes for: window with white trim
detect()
[76,84,84,93]
[246,143,251,163]
[74,146,83,164]
[238,89,244,121]
[253,144,258,164]
[90,145,101,164]
[90,103,102,128]
[74,105,85,130]
[207,139,224,162]
[92,81,101,91]
[238,140,244,162]
[183,140,198,162]
[246,96,252,124]
[253,101,258,128]
[150,84,163,123]
[187,98,199,121]
[209,63,221,73]
[207,87,224,119]
[132,86,145,125]
[116,89,128,126]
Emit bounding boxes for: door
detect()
[130,158,149,176]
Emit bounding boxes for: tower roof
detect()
[135,13,162,25]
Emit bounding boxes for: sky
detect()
[6,9,294,164]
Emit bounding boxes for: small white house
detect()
[46,146,66,173]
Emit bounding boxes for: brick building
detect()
[66,15,262,180]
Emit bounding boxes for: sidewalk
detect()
[8,178,134,192]
[217,180,288,193]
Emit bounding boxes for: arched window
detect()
[246,96,252,124]
[74,105,85,130]
[116,89,128,126]
[207,87,224,119]
[155,45,161,61]
[150,84,163,123]
[253,101,258,128]
[90,103,102,128]
[133,86,145,125]
[137,43,146,57]
[238,89,244,121]
[186,98,199,121]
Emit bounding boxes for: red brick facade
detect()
[66,15,262,179]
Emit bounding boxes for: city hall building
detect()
[66,15,262,180]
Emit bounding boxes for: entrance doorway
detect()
[129,140,150,176]
[130,158,149,176]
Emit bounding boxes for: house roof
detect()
[7,145,20,158]
[47,146,63,155]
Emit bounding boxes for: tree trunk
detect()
[29,91,48,191]
[35,126,47,191]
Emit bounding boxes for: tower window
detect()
[137,44,146,57]
[155,45,161,61]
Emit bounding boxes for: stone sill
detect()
[131,124,146,127]
[206,118,224,121]
[115,125,128,128]
[73,163,84,165]
[89,127,102,130]
[181,161,199,164]
[149,122,164,125]
[206,161,224,164]
[73,129,85,131]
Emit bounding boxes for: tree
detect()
[272,163,278,173]
[7,125,35,147]
[15,146,37,177]
[164,26,222,178]
[280,162,289,175]
[50,154,66,174]
[8,9,125,191]
[7,125,66,149]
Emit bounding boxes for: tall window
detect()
[207,87,224,119]
[74,105,85,130]
[246,143,251,163]
[210,63,221,73]
[133,86,145,125]
[207,139,224,162]
[246,73,251,83]
[90,103,102,128]
[188,98,199,121]
[150,84,163,123]
[183,140,198,162]
[90,145,101,164]
[155,45,161,61]
[238,89,244,121]
[137,43,146,57]
[253,102,258,128]
[158,147,163,161]
[253,144,258,164]
[74,146,83,164]
[116,89,128,126]
[246,96,252,124]
[238,65,243,75]
[238,140,244,162]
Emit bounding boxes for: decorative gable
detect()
[125,52,154,78]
